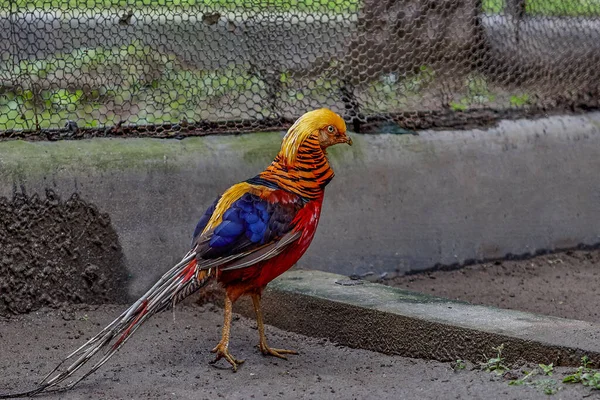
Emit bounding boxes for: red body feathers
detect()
[217,190,323,301]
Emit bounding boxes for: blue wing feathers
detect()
[214,220,245,237]
[223,208,242,222]
[242,212,259,224]
[210,193,271,246]
[209,235,234,248]
[193,190,302,258]
[192,196,220,246]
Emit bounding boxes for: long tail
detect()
[0,250,213,399]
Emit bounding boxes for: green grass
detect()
[483,0,600,16]
[5,0,596,16]
[2,0,598,16]
[483,0,505,14]
[0,0,360,13]
[527,0,600,16]
[0,39,276,130]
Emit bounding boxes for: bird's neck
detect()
[258,135,334,200]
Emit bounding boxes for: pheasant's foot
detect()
[210,343,245,371]
[258,342,299,360]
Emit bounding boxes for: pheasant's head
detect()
[280,108,352,165]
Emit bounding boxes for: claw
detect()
[258,343,298,360]
[210,343,245,371]
[252,294,299,361]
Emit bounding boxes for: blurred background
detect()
[1,0,600,136]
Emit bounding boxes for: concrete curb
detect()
[234,269,600,367]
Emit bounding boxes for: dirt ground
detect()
[0,191,127,316]
[1,304,598,400]
[385,249,600,323]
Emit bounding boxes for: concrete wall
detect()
[1,112,599,297]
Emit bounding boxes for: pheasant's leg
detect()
[210,295,245,371]
[252,293,298,359]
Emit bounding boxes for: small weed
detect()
[403,65,435,95]
[448,74,495,111]
[480,344,509,375]
[466,75,494,104]
[452,359,466,371]
[532,379,560,395]
[563,356,600,389]
[539,363,554,376]
[366,65,435,112]
[279,71,289,84]
[509,369,537,386]
[509,94,531,107]
[79,314,89,321]
[478,344,563,395]
[449,101,468,112]
[509,364,561,395]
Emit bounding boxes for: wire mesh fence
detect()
[1,0,600,138]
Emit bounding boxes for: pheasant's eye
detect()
[327,125,335,133]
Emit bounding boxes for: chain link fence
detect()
[1,0,600,138]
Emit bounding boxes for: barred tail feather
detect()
[0,251,213,399]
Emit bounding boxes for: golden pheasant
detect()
[0,108,351,398]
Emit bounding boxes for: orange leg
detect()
[210,294,245,371]
[252,293,298,359]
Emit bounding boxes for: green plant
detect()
[509,369,537,386]
[466,75,494,105]
[532,379,560,395]
[480,344,509,375]
[539,363,554,376]
[449,101,467,112]
[448,74,495,111]
[563,356,600,389]
[508,364,561,395]
[453,359,466,371]
[402,65,435,95]
[366,66,435,113]
[279,71,289,84]
[49,89,84,107]
[509,94,531,107]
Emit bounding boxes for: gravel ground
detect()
[1,304,598,399]
[385,249,600,323]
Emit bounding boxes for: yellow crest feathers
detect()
[280,108,346,165]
